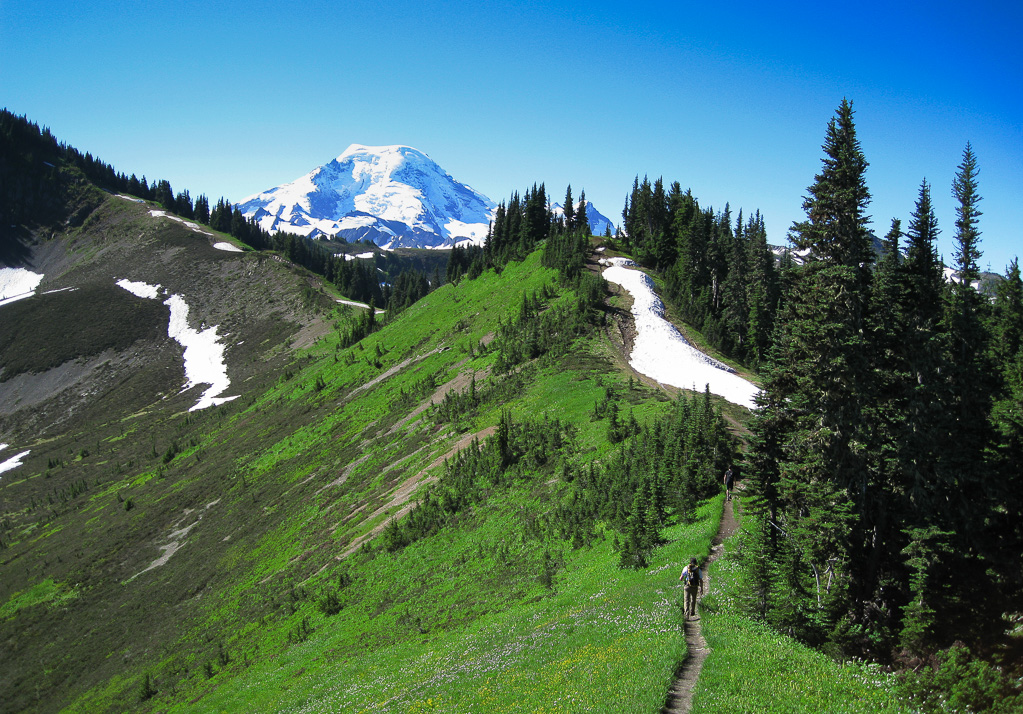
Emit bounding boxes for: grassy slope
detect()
[693,503,904,713]
[24,249,708,713]
[0,193,337,713]
[2,215,907,712]
[174,503,721,714]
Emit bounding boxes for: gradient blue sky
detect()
[3,1,1020,270]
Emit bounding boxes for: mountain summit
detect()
[236,144,496,249]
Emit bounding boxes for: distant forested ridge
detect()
[0,110,438,314]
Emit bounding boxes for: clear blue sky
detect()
[2,0,1020,270]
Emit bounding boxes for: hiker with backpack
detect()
[679,557,704,620]
[723,466,735,501]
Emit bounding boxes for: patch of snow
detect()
[336,298,386,314]
[943,267,981,290]
[116,278,239,411]
[116,278,162,300]
[0,267,44,307]
[600,257,760,409]
[339,215,381,230]
[444,218,490,245]
[148,209,214,236]
[769,245,810,265]
[0,449,30,476]
[213,242,243,253]
[341,252,375,261]
[115,194,145,203]
[164,294,239,411]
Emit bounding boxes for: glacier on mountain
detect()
[236,144,496,249]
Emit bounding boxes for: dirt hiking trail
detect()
[661,488,742,713]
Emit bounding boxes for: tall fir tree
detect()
[951,143,982,284]
[990,259,1023,377]
[576,189,590,236]
[903,179,944,325]
[988,260,1023,628]
[901,179,948,514]
[941,143,991,536]
[743,210,780,367]
[563,184,575,234]
[747,99,874,646]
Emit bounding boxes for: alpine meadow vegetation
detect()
[1,102,1021,713]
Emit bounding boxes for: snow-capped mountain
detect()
[551,200,614,236]
[236,145,496,249]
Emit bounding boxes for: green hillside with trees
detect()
[1,101,1021,712]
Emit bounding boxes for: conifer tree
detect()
[941,143,992,536]
[743,211,779,367]
[175,189,193,219]
[154,179,174,211]
[576,190,590,236]
[898,180,948,524]
[988,259,1023,621]
[904,179,944,323]
[720,209,749,358]
[952,143,982,285]
[791,98,874,279]
[563,185,574,234]
[747,99,873,643]
[194,194,210,224]
[990,259,1023,375]
[856,218,920,642]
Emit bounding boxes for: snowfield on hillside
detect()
[0,443,30,477]
[116,279,239,411]
[0,267,44,307]
[600,257,760,409]
[943,266,981,291]
[148,209,215,236]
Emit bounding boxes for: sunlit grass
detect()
[168,499,722,713]
[0,577,79,619]
[692,509,907,713]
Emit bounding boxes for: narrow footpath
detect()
[661,491,741,714]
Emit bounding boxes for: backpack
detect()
[685,566,701,588]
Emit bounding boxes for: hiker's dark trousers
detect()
[685,585,699,618]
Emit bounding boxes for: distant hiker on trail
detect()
[723,466,735,501]
[679,557,704,620]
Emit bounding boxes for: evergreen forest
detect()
[739,101,1023,707]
